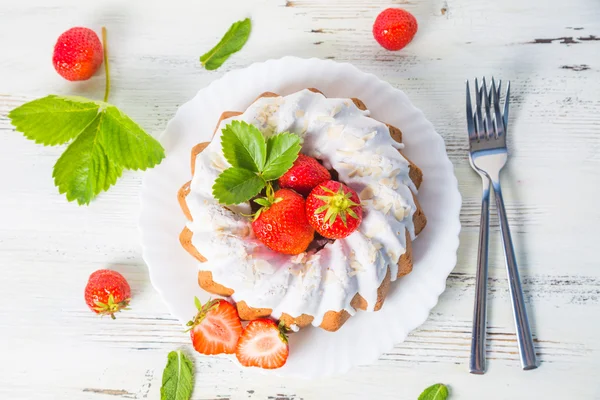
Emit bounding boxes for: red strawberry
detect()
[278,154,331,197]
[306,180,363,239]
[84,269,131,319]
[372,8,418,51]
[252,186,314,255]
[53,27,104,81]
[187,298,243,355]
[236,319,289,369]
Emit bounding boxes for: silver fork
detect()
[466,77,537,374]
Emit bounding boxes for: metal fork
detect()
[466,77,537,374]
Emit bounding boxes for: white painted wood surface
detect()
[1,0,599,398]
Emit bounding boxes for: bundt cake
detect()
[178,88,426,332]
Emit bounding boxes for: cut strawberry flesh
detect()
[190,300,243,355]
[236,322,289,369]
[202,315,235,341]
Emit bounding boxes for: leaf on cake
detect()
[213,168,265,205]
[220,120,266,172]
[262,133,301,181]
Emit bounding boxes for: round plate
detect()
[140,57,461,378]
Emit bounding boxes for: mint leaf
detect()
[99,106,165,170]
[418,384,449,400]
[52,114,123,205]
[262,133,301,181]
[221,121,266,172]
[8,95,99,145]
[200,18,252,70]
[212,168,265,205]
[160,350,194,400]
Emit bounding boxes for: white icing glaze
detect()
[185,89,418,327]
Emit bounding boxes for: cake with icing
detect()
[178,88,426,332]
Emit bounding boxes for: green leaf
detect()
[8,95,100,145]
[200,18,252,70]
[262,133,301,181]
[212,168,265,205]
[9,93,165,206]
[52,113,123,205]
[194,297,202,311]
[160,350,194,400]
[220,121,266,172]
[254,198,271,207]
[418,384,449,400]
[99,105,165,170]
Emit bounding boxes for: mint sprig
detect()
[160,350,194,400]
[418,383,449,400]
[8,27,165,205]
[200,18,252,71]
[221,120,266,172]
[212,121,300,205]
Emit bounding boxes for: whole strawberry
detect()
[53,27,104,81]
[278,154,331,197]
[84,269,130,319]
[306,180,363,239]
[373,8,418,51]
[252,186,314,255]
[236,319,289,369]
[187,298,243,355]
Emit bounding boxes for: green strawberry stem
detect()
[185,297,219,331]
[92,293,130,320]
[314,186,360,227]
[252,182,282,220]
[101,26,110,103]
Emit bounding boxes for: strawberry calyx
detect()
[93,293,130,320]
[277,320,290,344]
[252,182,282,221]
[185,297,220,331]
[313,185,360,227]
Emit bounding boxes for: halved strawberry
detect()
[187,298,243,355]
[235,319,289,369]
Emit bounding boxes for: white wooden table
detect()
[1,1,599,399]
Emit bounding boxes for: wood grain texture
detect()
[1,0,600,399]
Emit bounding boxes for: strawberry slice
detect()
[187,298,243,355]
[235,319,289,369]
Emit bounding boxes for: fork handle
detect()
[470,177,490,374]
[491,179,538,370]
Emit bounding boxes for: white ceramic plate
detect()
[140,57,461,378]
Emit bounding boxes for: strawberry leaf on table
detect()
[262,133,302,181]
[52,114,123,205]
[8,95,100,145]
[220,120,266,172]
[200,18,252,71]
[212,168,266,205]
[418,384,449,400]
[160,350,194,400]
[9,96,165,205]
[98,106,165,170]
[212,121,301,205]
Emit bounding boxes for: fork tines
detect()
[466,77,510,143]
